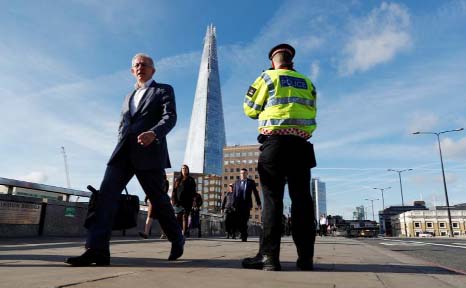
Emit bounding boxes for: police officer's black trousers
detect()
[258,135,316,260]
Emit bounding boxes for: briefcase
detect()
[84,185,140,230]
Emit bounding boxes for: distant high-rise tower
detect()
[184,25,226,175]
[312,178,327,218]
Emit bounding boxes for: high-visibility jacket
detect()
[243,68,317,136]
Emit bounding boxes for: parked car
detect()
[418,231,434,237]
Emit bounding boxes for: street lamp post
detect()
[365,198,379,221]
[412,128,464,237]
[388,168,412,237]
[373,187,391,210]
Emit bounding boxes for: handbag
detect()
[84,185,140,230]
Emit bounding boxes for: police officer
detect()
[241,44,317,271]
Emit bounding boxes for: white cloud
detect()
[310,61,320,81]
[407,112,439,134]
[339,2,411,75]
[441,137,466,159]
[156,51,201,71]
[290,35,324,51]
[18,171,48,183]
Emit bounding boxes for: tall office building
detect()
[184,25,226,175]
[353,205,365,221]
[312,178,327,219]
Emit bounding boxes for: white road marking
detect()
[381,239,466,249]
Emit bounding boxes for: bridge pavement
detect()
[0,236,465,288]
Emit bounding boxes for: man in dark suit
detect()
[66,53,184,266]
[233,168,261,242]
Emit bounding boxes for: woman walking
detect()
[172,165,197,236]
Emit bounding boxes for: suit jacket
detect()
[108,81,177,170]
[233,178,261,210]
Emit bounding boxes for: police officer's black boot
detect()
[242,253,281,271]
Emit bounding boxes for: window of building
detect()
[224,184,227,187]
[236,168,240,172]
[230,168,234,172]
[255,215,259,219]
[224,161,228,165]
[248,152,253,156]
[235,153,240,157]
[248,159,253,164]
[224,168,228,172]
[426,222,433,228]
[414,222,421,228]
[224,176,228,180]
[236,176,240,180]
[249,168,253,172]
[452,222,459,228]
[439,222,446,228]
[255,175,259,179]
[230,176,234,180]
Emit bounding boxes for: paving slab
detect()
[0,236,464,288]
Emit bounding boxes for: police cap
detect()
[268,43,295,60]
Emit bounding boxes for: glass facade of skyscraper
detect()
[312,178,327,218]
[184,25,226,175]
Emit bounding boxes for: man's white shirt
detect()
[130,79,154,116]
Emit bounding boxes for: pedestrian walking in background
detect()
[233,168,261,242]
[222,183,238,239]
[320,214,328,237]
[189,192,203,237]
[172,164,197,236]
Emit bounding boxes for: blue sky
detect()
[1,0,466,219]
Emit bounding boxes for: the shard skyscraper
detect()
[183,25,226,175]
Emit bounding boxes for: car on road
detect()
[418,231,434,237]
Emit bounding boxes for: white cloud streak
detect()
[441,137,466,159]
[310,61,320,81]
[339,2,412,75]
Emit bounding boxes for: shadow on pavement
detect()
[0,254,460,274]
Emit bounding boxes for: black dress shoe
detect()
[168,237,185,261]
[296,258,314,271]
[242,253,281,271]
[65,249,110,266]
